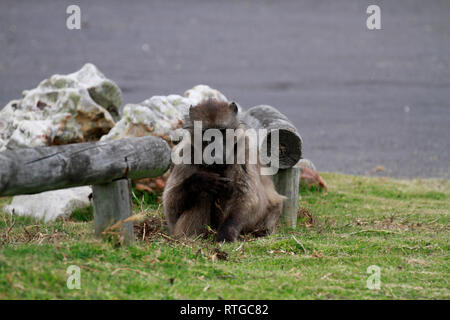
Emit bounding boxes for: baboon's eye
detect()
[229,102,238,114]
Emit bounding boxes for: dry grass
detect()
[0,173,448,299]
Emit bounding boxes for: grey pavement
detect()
[0,0,449,178]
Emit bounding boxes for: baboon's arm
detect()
[215,200,248,242]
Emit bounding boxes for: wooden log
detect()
[92,179,134,244]
[0,135,171,196]
[272,166,301,228]
[243,105,302,169]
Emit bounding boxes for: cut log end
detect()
[264,129,302,169]
[243,105,302,169]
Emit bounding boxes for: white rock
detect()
[101,84,229,142]
[6,120,52,149]
[0,63,122,150]
[298,158,317,171]
[0,100,17,151]
[101,95,188,141]
[4,186,92,222]
[184,84,228,106]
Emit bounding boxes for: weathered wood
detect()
[92,179,134,244]
[243,105,302,169]
[0,136,171,196]
[272,166,301,228]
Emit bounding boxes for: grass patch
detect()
[0,173,448,299]
[70,205,94,222]
[131,184,160,211]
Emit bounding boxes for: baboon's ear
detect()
[229,102,238,115]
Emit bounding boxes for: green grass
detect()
[0,173,449,299]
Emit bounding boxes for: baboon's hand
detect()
[216,224,239,242]
[188,172,231,195]
[201,172,231,195]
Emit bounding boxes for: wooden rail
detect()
[1,104,302,241]
[243,105,302,228]
[0,135,172,243]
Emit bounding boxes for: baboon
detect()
[162,99,285,242]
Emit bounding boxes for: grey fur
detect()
[163,100,285,242]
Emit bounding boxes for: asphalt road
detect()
[0,0,449,178]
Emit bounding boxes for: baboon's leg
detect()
[173,193,212,237]
[216,200,247,242]
[241,200,283,238]
[216,215,244,242]
[164,171,229,235]
[263,201,283,233]
[261,176,285,234]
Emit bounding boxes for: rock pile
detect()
[0,64,230,221]
[0,63,122,151]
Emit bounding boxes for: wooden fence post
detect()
[272,166,301,228]
[92,178,134,244]
[243,105,302,169]
[243,105,303,229]
[0,135,171,197]
[0,135,172,245]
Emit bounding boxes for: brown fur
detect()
[163,99,285,242]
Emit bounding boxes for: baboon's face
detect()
[189,100,239,129]
[188,100,240,165]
